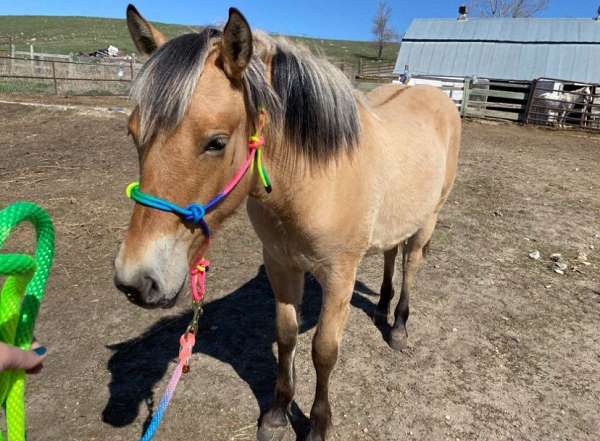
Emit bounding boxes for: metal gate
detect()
[525,78,600,131]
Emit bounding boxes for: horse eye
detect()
[205,136,228,154]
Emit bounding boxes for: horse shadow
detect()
[102,265,380,439]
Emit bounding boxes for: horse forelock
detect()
[130,28,361,164]
[130,28,220,146]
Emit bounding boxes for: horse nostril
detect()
[146,276,160,294]
[114,273,162,307]
[115,279,144,304]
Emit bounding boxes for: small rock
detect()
[363,428,368,433]
[577,252,588,262]
[590,245,595,250]
[554,268,564,275]
[452,327,458,332]
[545,284,552,289]
[529,250,541,260]
[550,253,562,262]
[494,210,503,217]
[582,261,591,266]
[445,415,451,421]
[553,262,568,273]
[434,264,440,269]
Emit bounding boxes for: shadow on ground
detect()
[102,265,380,439]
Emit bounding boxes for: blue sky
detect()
[3,1,600,41]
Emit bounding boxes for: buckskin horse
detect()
[114,5,461,440]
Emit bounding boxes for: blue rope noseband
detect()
[126,183,212,237]
[125,131,270,238]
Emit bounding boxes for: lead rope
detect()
[139,256,208,441]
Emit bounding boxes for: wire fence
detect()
[0,56,142,96]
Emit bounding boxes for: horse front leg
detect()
[307,260,358,441]
[258,249,304,441]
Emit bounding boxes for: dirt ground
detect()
[1,97,599,441]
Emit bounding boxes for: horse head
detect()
[114,5,262,308]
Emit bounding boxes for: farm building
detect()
[393,8,600,129]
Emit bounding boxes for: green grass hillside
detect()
[0,16,400,64]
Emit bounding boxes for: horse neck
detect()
[248,137,311,214]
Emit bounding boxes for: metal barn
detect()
[393,12,600,130]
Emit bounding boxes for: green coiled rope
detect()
[0,203,55,441]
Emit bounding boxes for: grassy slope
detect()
[0,16,400,63]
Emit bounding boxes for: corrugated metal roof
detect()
[395,18,600,83]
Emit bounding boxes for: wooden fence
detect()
[356,58,396,80]
[405,75,600,132]
[3,47,600,132]
[0,56,141,96]
[461,78,531,122]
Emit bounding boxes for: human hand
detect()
[0,342,46,374]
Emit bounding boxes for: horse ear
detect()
[126,4,167,56]
[221,8,253,80]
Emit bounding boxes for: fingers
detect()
[0,342,47,372]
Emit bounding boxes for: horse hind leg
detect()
[389,215,437,351]
[373,245,399,327]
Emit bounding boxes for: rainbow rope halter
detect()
[127,128,271,441]
[126,132,271,238]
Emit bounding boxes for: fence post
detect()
[129,57,134,80]
[51,61,58,95]
[461,77,471,117]
[523,79,537,125]
[9,39,14,76]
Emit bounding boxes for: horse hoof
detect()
[372,310,388,327]
[257,415,290,441]
[305,431,325,441]
[389,328,408,352]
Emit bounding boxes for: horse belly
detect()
[367,154,446,254]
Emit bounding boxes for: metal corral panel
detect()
[395,18,600,83]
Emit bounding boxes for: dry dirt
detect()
[0,97,599,441]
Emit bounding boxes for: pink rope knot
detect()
[191,257,209,303]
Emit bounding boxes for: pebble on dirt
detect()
[529,250,541,260]
[553,261,568,275]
